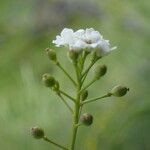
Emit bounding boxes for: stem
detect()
[57,63,77,86]
[57,93,73,114]
[80,78,97,94]
[59,90,75,102]
[71,89,80,150]
[81,93,112,105]
[79,105,83,118]
[79,51,88,74]
[74,63,80,84]
[43,136,68,150]
[71,61,82,150]
[75,123,82,127]
[81,58,98,79]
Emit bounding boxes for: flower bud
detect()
[31,127,44,139]
[80,113,93,126]
[94,64,107,80]
[81,90,88,101]
[111,85,129,97]
[45,48,57,63]
[67,50,79,63]
[42,73,56,88]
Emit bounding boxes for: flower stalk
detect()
[59,90,75,102]
[57,93,73,114]
[81,57,99,85]
[80,78,97,94]
[71,64,82,150]
[43,136,68,150]
[57,62,77,87]
[81,93,112,105]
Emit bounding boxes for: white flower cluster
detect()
[52,28,116,57]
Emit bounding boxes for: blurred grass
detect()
[0,0,150,150]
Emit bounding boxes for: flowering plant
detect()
[31,28,129,150]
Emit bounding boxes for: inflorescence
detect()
[31,28,129,150]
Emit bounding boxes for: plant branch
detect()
[80,78,97,94]
[57,63,77,87]
[74,63,80,84]
[71,92,80,150]
[43,136,68,150]
[75,123,82,127]
[59,90,75,102]
[71,61,82,150]
[57,93,73,114]
[81,93,112,105]
[79,51,88,74]
[81,57,99,80]
[79,105,83,121]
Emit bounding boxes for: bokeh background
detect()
[0,0,150,150]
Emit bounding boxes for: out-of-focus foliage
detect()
[0,0,150,150]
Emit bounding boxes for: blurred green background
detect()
[0,0,150,150]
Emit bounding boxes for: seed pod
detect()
[94,64,107,80]
[111,85,129,97]
[42,73,56,88]
[31,127,44,139]
[80,113,93,126]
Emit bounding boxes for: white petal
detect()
[111,46,117,50]
[85,28,94,34]
[61,28,74,37]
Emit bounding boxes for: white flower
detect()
[74,28,102,48]
[52,28,85,52]
[52,28,116,56]
[52,28,75,48]
[74,28,116,56]
[96,39,117,57]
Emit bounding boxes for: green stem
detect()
[80,78,97,94]
[43,136,68,150]
[81,58,98,79]
[71,89,80,150]
[79,51,88,74]
[79,105,83,118]
[57,93,73,114]
[74,63,80,84]
[75,123,82,127]
[71,62,82,150]
[81,93,112,105]
[57,63,77,86]
[59,90,75,102]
